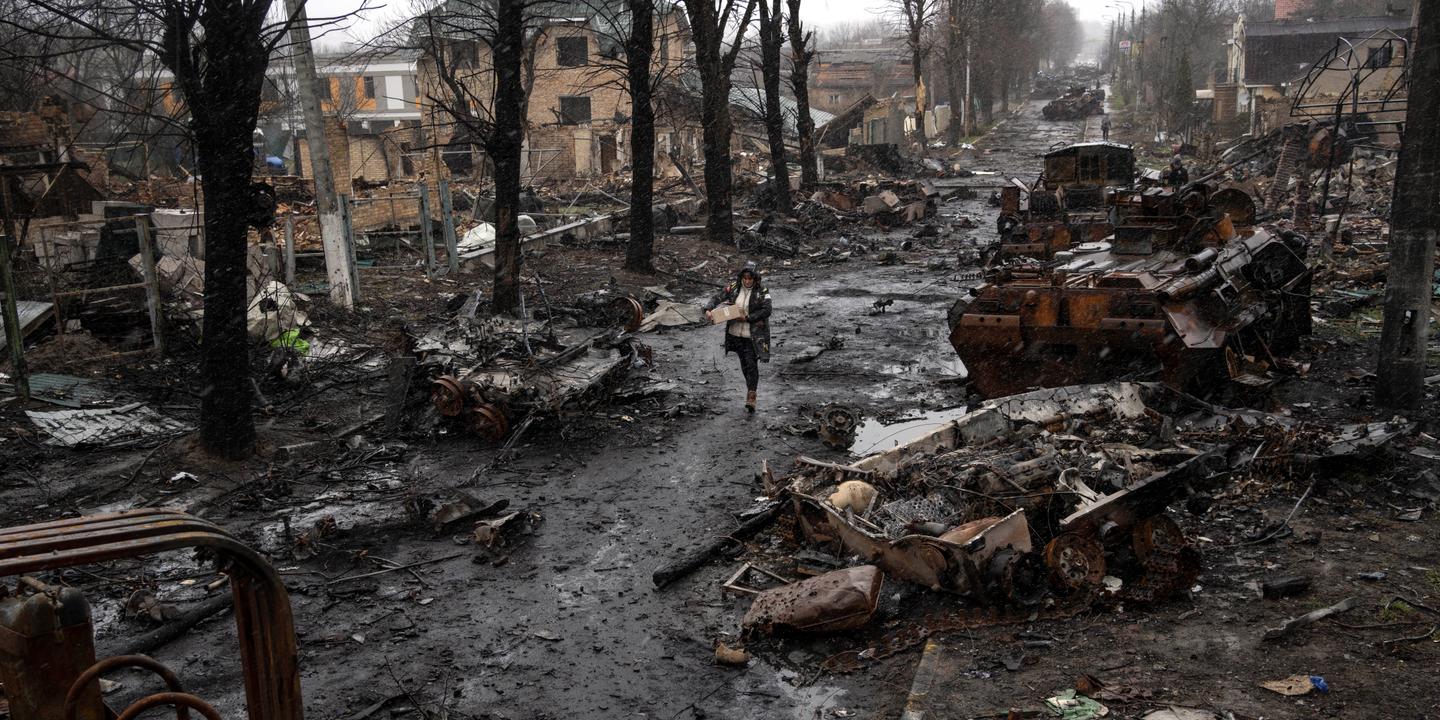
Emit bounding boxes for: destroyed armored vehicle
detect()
[1042,86,1104,120]
[779,383,1208,605]
[995,142,1137,260]
[955,184,1311,398]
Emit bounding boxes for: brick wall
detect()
[1274,0,1313,20]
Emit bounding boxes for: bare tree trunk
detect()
[786,0,817,187]
[625,0,656,273]
[194,122,256,457]
[1377,0,1440,412]
[684,0,757,246]
[911,38,928,153]
[490,0,525,314]
[758,0,790,212]
[944,0,963,145]
[169,1,274,458]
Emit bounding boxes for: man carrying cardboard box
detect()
[703,262,772,412]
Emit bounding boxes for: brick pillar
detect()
[325,115,352,196]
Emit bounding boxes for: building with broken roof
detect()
[808,47,914,116]
[1214,11,1412,124]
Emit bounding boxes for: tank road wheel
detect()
[1044,532,1106,592]
[1132,514,1187,564]
[612,296,644,333]
[431,376,467,417]
[466,404,510,442]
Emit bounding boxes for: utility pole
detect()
[1377,1,1439,412]
[285,0,355,309]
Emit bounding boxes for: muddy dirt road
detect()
[58,99,1083,720]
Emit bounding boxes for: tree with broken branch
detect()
[2,0,353,458]
[888,0,937,154]
[682,0,757,246]
[784,0,815,188]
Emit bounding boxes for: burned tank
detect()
[952,186,1312,398]
[1042,86,1104,120]
[995,142,1137,261]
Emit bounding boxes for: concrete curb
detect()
[899,639,944,720]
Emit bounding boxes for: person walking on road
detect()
[703,262,772,412]
[1101,113,1112,141]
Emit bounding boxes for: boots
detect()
[745,390,757,413]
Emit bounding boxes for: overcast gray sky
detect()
[306,0,1119,48]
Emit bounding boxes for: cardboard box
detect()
[710,304,747,324]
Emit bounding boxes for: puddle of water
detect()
[850,406,971,456]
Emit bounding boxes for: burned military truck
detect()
[954,183,1312,398]
[995,142,1137,261]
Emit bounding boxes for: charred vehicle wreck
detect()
[957,178,1312,399]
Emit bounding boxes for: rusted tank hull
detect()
[951,232,1312,398]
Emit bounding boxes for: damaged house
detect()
[414,0,694,180]
[1215,7,1412,131]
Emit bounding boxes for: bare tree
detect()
[683,0,758,245]
[4,0,340,458]
[624,0,656,272]
[409,0,548,315]
[784,0,816,188]
[890,0,937,153]
[756,0,788,211]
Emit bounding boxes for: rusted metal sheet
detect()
[0,509,303,720]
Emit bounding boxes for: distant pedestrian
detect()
[1164,155,1189,187]
[1101,114,1112,141]
[703,262,772,413]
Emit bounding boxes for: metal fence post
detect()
[418,184,436,281]
[340,195,360,303]
[284,213,296,286]
[439,178,459,274]
[134,214,167,356]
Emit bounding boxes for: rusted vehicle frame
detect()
[0,509,303,720]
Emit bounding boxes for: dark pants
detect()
[727,334,760,391]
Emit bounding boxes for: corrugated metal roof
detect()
[729,87,835,137]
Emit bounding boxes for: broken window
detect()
[1365,44,1394,69]
[558,36,588,67]
[363,76,376,99]
[559,96,591,125]
[324,79,335,101]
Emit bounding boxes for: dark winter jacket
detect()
[704,264,772,362]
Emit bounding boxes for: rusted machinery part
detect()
[992,548,1049,607]
[1044,532,1107,593]
[1209,187,1257,226]
[612,296,643,332]
[431,376,468,417]
[467,403,509,442]
[1126,514,1202,602]
[0,509,303,720]
[66,655,189,720]
[116,692,223,720]
[1131,514,1186,564]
